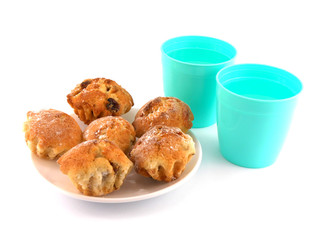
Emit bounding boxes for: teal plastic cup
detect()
[161,36,236,128]
[216,64,303,168]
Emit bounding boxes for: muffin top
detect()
[23,109,82,159]
[83,116,135,154]
[67,78,134,124]
[129,125,195,182]
[57,139,133,196]
[132,96,194,137]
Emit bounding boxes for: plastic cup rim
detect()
[216,63,303,103]
[161,35,237,67]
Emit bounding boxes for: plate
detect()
[31,107,202,203]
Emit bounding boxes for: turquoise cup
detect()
[216,64,303,168]
[161,36,236,128]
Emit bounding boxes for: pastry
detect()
[129,125,195,182]
[23,109,82,159]
[67,78,134,124]
[132,97,193,137]
[83,116,135,154]
[57,139,133,197]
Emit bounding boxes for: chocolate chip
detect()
[106,98,120,113]
[80,80,92,89]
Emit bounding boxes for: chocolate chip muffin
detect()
[67,78,134,124]
[23,109,83,159]
[132,97,194,137]
[57,139,133,197]
[83,116,136,154]
[129,125,195,182]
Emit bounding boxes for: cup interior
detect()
[161,36,236,65]
[217,64,302,101]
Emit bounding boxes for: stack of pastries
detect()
[23,78,196,197]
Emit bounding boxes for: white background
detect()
[1,0,319,239]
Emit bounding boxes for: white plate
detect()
[31,108,202,203]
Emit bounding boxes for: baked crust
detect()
[83,116,136,154]
[57,139,133,196]
[23,109,82,159]
[132,97,193,137]
[129,125,195,182]
[67,78,134,124]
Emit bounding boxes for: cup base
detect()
[192,122,216,128]
[227,160,275,169]
[221,152,276,169]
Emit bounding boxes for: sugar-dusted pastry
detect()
[67,78,134,124]
[23,109,82,159]
[132,97,193,137]
[83,116,136,154]
[129,125,195,182]
[57,139,133,197]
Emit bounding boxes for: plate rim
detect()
[31,108,202,203]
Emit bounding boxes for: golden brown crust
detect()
[132,97,193,137]
[67,78,134,124]
[83,116,136,154]
[23,109,82,159]
[129,125,195,182]
[57,139,133,196]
